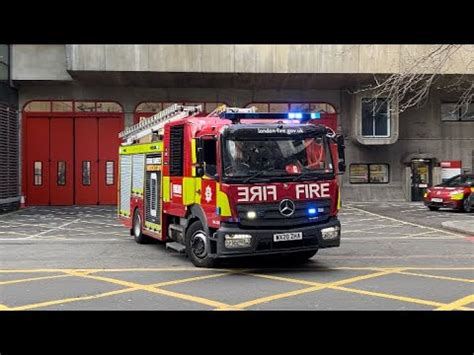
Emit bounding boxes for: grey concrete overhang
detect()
[60,71,376,90]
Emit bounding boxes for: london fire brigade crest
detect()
[205,185,213,203]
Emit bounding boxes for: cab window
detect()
[202,139,217,177]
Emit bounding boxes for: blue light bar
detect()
[221,112,323,122]
[308,208,317,215]
[288,112,303,119]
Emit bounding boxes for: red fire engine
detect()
[118,104,346,267]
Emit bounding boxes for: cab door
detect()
[199,137,220,228]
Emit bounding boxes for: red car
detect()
[424,174,474,212]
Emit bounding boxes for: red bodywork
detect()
[424,186,472,210]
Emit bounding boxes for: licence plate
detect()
[431,198,443,203]
[273,232,303,242]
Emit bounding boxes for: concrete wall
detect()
[12,45,72,81]
[340,90,474,201]
[11,45,474,80]
[65,45,474,75]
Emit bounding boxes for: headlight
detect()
[423,192,428,198]
[246,211,257,219]
[224,234,252,248]
[321,226,340,240]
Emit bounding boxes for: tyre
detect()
[185,220,216,268]
[463,198,472,213]
[132,209,152,244]
[428,206,440,211]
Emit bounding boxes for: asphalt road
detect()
[0,203,473,310]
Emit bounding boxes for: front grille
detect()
[237,199,331,228]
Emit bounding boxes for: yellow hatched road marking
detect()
[436,294,474,311]
[345,206,466,238]
[6,271,234,311]
[64,270,233,308]
[238,269,473,310]
[10,288,139,311]
[230,269,402,309]
[331,285,471,310]
[396,271,474,283]
[0,274,71,286]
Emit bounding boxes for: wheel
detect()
[463,198,472,213]
[428,206,440,211]
[132,209,152,244]
[284,250,318,264]
[185,220,216,268]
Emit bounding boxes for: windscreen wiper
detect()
[243,167,275,183]
[292,168,326,182]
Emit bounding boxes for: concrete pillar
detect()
[402,166,412,201]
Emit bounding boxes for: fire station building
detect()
[1,45,473,210]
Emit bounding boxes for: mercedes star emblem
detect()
[279,199,296,217]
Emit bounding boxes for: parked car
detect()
[465,193,474,213]
[423,174,474,212]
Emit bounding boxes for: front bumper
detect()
[209,217,341,259]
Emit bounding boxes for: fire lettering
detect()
[237,185,277,202]
[296,183,330,199]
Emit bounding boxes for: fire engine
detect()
[118,103,346,267]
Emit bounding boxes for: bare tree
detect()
[351,45,474,118]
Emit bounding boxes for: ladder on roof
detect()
[119,104,203,145]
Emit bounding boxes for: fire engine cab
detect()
[118,104,346,267]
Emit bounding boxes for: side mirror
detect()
[194,138,205,177]
[195,166,204,177]
[196,138,204,165]
[336,134,346,174]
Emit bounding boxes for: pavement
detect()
[441,221,474,236]
[0,203,473,310]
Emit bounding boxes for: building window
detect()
[82,161,91,185]
[34,161,43,186]
[246,102,337,114]
[361,98,390,137]
[106,161,114,185]
[57,161,66,186]
[369,164,389,183]
[441,103,474,121]
[350,164,369,183]
[350,164,390,184]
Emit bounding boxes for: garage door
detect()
[23,101,123,206]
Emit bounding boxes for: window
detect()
[150,173,157,217]
[106,161,114,185]
[362,98,390,137]
[350,164,389,184]
[52,101,73,112]
[57,161,66,186]
[350,164,369,183]
[246,102,337,114]
[34,162,43,186]
[441,103,474,121]
[82,161,91,185]
[369,164,389,183]
[75,102,96,112]
[203,139,217,177]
